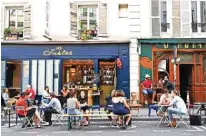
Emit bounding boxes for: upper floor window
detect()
[119,4,128,18]
[191,0,206,33]
[78,6,97,31]
[151,0,169,37]
[6,7,24,37]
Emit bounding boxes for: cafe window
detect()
[38,60,45,95]
[5,7,24,37]
[78,6,97,30]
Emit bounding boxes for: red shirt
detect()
[16,97,28,116]
[142,79,152,88]
[25,89,35,99]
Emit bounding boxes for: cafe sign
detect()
[158,43,206,49]
[43,46,72,56]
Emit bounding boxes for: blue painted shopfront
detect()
[1,42,130,98]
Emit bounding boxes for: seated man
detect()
[163,76,174,94]
[16,92,42,128]
[167,90,187,127]
[42,92,62,126]
[157,88,173,117]
[142,74,155,104]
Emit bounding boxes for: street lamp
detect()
[171,46,180,89]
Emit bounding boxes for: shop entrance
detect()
[6,60,22,97]
[179,64,193,103]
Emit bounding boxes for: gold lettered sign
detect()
[162,43,206,49]
[43,46,72,56]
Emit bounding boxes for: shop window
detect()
[22,61,30,92]
[5,7,24,38]
[46,60,53,91]
[78,6,97,31]
[1,61,6,88]
[118,4,128,18]
[54,60,60,95]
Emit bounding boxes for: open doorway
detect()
[179,64,193,103]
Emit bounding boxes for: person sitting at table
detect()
[157,88,173,117]
[25,85,36,104]
[16,92,42,128]
[78,91,89,124]
[42,86,51,104]
[104,89,116,121]
[167,90,187,127]
[67,91,87,127]
[59,85,70,107]
[42,92,62,126]
[157,77,164,88]
[2,88,9,104]
[142,74,156,105]
[163,76,174,94]
[112,89,131,128]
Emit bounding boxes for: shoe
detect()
[145,100,148,105]
[35,125,41,128]
[166,123,172,127]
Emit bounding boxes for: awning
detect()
[138,38,206,44]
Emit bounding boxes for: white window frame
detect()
[118,4,128,18]
[77,5,99,31]
[191,0,206,37]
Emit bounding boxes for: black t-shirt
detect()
[78,96,88,104]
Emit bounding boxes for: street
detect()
[2,121,206,136]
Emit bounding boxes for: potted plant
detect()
[4,28,11,39]
[4,27,18,40]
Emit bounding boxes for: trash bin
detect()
[190,115,202,126]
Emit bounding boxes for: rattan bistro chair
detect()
[16,106,34,129]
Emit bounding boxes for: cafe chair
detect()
[173,112,190,128]
[16,106,34,130]
[52,110,64,127]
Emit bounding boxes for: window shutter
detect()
[24,3,32,39]
[70,3,77,36]
[1,6,5,39]
[151,0,160,37]
[172,1,180,37]
[181,0,190,37]
[99,3,107,36]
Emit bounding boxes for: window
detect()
[161,1,168,32]
[200,1,206,32]
[191,1,198,32]
[6,7,24,37]
[119,4,128,18]
[78,6,97,30]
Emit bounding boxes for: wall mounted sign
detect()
[156,43,206,49]
[43,46,72,56]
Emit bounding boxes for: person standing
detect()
[42,92,61,126]
[142,74,155,104]
[163,76,174,93]
[167,90,187,127]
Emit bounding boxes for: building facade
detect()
[138,0,206,103]
[1,0,141,101]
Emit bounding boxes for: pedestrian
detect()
[42,92,62,126]
[142,74,156,104]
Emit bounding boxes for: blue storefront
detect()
[1,41,130,102]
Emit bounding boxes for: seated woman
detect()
[60,85,70,107]
[78,91,89,124]
[104,89,116,121]
[67,91,87,126]
[2,88,9,104]
[42,86,51,104]
[112,89,131,128]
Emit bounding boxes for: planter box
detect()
[5,33,18,40]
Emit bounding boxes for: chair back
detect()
[15,106,27,116]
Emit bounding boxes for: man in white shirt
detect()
[167,90,187,127]
[42,92,61,126]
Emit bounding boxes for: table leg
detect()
[9,109,10,128]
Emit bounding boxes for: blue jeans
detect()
[142,89,154,95]
[67,109,82,120]
[168,107,185,122]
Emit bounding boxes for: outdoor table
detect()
[157,105,170,127]
[193,102,206,115]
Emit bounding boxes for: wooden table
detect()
[128,103,142,117]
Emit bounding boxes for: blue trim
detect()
[52,60,54,92]
[94,59,99,74]
[36,60,39,95]
[29,60,32,84]
[59,60,63,94]
[45,60,47,88]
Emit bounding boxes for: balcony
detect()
[161,23,170,32]
[191,23,206,32]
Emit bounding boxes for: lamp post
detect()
[171,46,180,89]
